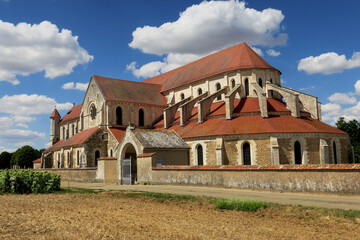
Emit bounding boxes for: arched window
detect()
[180,93,185,100]
[333,142,338,164]
[294,141,302,164]
[243,142,251,165]
[198,88,203,96]
[216,83,221,100]
[270,79,273,84]
[62,127,65,140]
[245,78,249,96]
[72,124,75,136]
[95,150,100,166]
[77,150,80,166]
[197,145,203,165]
[139,108,144,126]
[116,106,122,125]
[231,79,235,88]
[67,152,71,167]
[259,78,263,88]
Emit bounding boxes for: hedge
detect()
[0,170,61,194]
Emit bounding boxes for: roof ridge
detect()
[93,75,163,87]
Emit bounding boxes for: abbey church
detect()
[41,42,353,184]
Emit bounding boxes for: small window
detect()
[116,106,122,125]
[62,127,65,140]
[77,150,80,166]
[197,145,203,165]
[198,88,203,96]
[90,105,97,120]
[259,78,263,88]
[180,93,185,100]
[270,79,273,84]
[245,78,249,96]
[110,149,113,157]
[333,142,338,164]
[139,108,144,126]
[243,142,251,165]
[72,125,75,136]
[216,83,221,100]
[294,141,302,164]
[231,79,235,88]
[102,133,108,140]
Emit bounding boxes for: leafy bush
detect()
[215,199,270,212]
[0,170,60,194]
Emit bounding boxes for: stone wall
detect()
[145,164,360,193]
[35,168,98,182]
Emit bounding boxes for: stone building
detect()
[41,42,353,184]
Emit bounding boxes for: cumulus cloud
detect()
[127,0,287,78]
[328,92,357,104]
[251,47,263,56]
[299,86,315,91]
[266,49,280,57]
[0,94,73,150]
[298,52,360,75]
[0,94,72,116]
[0,20,93,85]
[62,82,89,91]
[355,80,360,95]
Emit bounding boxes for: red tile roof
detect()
[109,127,126,142]
[93,75,167,106]
[43,127,99,153]
[154,98,346,138]
[137,152,155,158]
[33,158,41,163]
[60,104,82,124]
[143,42,279,92]
[50,109,61,118]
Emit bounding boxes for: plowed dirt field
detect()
[0,192,359,240]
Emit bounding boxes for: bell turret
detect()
[50,108,61,146]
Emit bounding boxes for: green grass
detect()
[58,187,360,222]
[58,187,104,194]
[214,198,270,212]
[113,190,200,202]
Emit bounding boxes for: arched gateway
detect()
[120,143,138,185]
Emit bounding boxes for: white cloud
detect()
[299,86,315,91]
[354,80,360,95]
[0,94,72,116]
[280,79,286,85]
[62,82,89,91]
[298,52,360,75]
[127,0,287,78]
[251,47,263,56]
[328,92,357,104]
[0,20,93,85]
[266,49,280,57]
[0,146,16,153]
[15,123,28,129]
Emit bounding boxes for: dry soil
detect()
[0,192,359,240]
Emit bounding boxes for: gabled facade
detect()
[42,42,353,184]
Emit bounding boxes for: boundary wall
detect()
[137,155,360,194]
[35,168,98,182]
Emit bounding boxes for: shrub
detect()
[0,170,60,194]
[215,199,270,212]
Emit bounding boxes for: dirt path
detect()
[62,181,360,210]
[0,193,359,240]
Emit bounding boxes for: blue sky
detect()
[1,0,360,152]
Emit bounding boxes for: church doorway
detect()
[122,143,137,185]
[95,150,100,166]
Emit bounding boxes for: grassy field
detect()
[0,188,359,239]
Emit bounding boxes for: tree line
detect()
[0,145,44,169]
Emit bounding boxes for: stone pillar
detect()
[270,137,280,165]
[320,139,329,164]
[215,138,224,165]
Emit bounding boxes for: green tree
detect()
[0,151,12,169]
[335,117,360,163]
[10,146,41,169]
